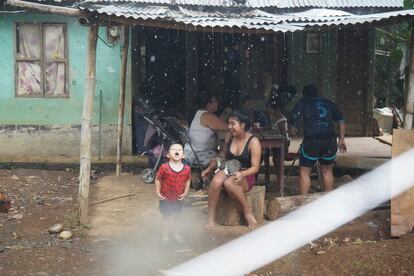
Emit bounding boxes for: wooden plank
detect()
[391,129,414,237]
[78,23,99,225]
[375,135,393,146]
[116,25,130,176]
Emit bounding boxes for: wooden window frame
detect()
[14,22,69,98]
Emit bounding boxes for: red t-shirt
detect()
[156,163,191,201]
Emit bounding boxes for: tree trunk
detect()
[216,186,265,226]
[78,23,99,225]
[116,25,130,176]
[266,192,326,220]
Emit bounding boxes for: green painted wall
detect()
[0,12,131,125]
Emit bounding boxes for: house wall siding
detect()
[287,28,374,136]
[287,30,338,101]
[0,12,132,157]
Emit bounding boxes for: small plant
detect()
[63,211,79,229]
[74,224,92,237]
[82,224,92,230]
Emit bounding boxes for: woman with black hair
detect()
[202,110,262,230]
[184,92,228,166]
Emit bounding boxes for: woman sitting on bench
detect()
[202,110,262,230]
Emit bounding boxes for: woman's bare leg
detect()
[223,177,257,229]
[205,171,226,230]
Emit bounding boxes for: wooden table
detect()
[257,131,286,196]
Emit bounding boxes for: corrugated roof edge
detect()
[77,0,404,9]
[77,4,414,33]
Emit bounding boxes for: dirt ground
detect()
[1,165,413,276]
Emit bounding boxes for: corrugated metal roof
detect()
[79,4,303,31]
[295,9,414,27]
[79,0,403,8]
[78,2,414,32]
[275,0,403,8]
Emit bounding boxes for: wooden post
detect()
[404,20,414,130]
[116,25,130,176]
[185,31,198,119]
[391,129,414,237]
[78,23,99,225]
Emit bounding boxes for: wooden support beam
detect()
[78,23,99,225]
[6,0,82,17]
[116,25,130,176]
[185,32,198,119]
[405,20,414,129]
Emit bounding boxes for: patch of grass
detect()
[63,211,79,229]
[351,256,380,274]
[82,223,92,230]
[74,224,92,237]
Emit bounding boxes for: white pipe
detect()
[167,149,414,276]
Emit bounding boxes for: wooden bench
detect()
[215,185,266,226]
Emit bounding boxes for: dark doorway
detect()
[198,32,242,112]
[130,27,186,153]
[336,26,371,136]
[140,27,186,109]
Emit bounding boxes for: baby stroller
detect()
[134,99,204,184]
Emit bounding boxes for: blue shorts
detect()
[299,137,338,168]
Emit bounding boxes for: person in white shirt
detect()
[184,92,228,167]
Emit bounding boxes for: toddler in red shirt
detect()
[155,142,191,246]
